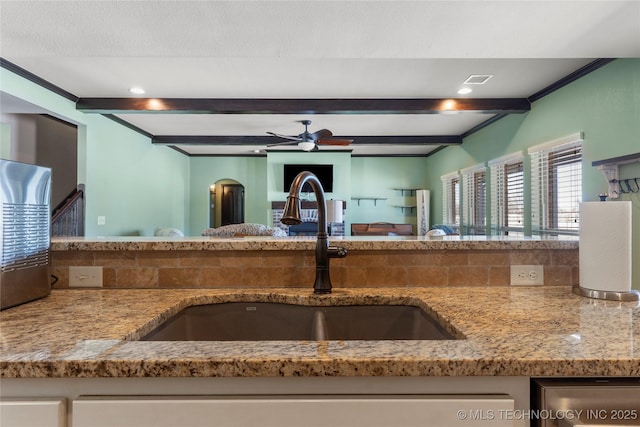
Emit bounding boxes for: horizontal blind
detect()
[530,137,582,235]
[461,170,474,234]
[505,161,524,233]
[490,162,505,234]
[461,165,486,235]
[489,152,523,236]
[441,173,460,228]
[473,170,487,235]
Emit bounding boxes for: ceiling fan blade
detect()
[310,129,333,140]
[317,138,353,146]
[267,140,300,147]
[266,131,301,142]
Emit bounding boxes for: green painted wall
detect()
[1,68,189,237]
[188,153,430,235]
[350,157,429,229]
[267,152,425,234]
[267,151,352,231]
[4,58,638,289]
[2,66,431,238]
[266,151,351,202]
[189,157,268,236]
[423,58,640,289]
[85,119,189,236]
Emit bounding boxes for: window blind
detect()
[489,152,524,236]
[441,172,460,229]
[505,161,524,233]
[473,170,487,234]
[530,135,583,236]
[461,164,486,235]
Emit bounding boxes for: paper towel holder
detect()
[572,285,640,301]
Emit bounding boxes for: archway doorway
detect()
[209,179,245,228]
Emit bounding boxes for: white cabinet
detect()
[73,394,515,427]
[0,398,66,427]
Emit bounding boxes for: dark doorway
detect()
[220,183,245,226]
[210,179,245,228]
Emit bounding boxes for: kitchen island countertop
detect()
[51,235,579,252]
[1,286,638,378]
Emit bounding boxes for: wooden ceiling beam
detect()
[152,135,462,145]
[77,98,529,115]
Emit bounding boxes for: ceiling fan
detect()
[267,120,353,152]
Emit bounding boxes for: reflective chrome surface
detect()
[0,159,52,310]
[141,302,457,341]
[534,378,640,427]
[573,284,640,302]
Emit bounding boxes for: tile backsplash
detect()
[51,248,578,289]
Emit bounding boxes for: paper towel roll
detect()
[579,201,632,292]
[416,190,430,236]
[327,200,343,223]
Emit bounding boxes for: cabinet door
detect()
[73,394,515,427]
[0,399,66,427]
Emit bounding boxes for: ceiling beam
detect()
[77,98,530,115]
[152,135,462,145]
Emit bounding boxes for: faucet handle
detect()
[328,246,348,258]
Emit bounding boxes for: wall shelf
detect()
[391,204,417,214]
[351,197,387,206]
[592,152,640,198]
[391,188,420,213]
[592,152,640,167]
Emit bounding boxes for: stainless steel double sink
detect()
[141,302,457,341]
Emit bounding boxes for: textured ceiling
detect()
[1,1,639,156]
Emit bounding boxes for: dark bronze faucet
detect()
[281,171,347,294]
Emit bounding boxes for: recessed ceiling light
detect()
[442,99,457,110]
[463,74,493,85]
[129,87,145,95]
[457,87,473,95]
[147,99,164,110]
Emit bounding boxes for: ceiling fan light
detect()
[298,141,316,151]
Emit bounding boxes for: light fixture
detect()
[442,99,457,110]
[439,99,460,114]
[457,87,472,95]
[129,86,146,95]
[298,141,316,151]
[146,99,164,110]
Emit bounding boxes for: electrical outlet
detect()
[69,266,103,287]
[510,265,544,286]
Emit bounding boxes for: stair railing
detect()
[51,184,85,237]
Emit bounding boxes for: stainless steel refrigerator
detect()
[1,159,52,310]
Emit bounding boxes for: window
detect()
[529,133,583,236]
[489,152,524,236]
[441,172,460,229]
[461,164,486,235]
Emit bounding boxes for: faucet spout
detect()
[281,171,347,294]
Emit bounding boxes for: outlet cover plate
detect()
[510,265,544,286]
[69,266,103,287]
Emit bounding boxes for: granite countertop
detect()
[1,286,638,378]
[51,235,579,251]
